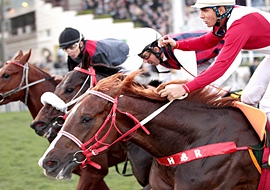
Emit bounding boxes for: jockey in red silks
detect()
[137,28,242,88]
[158,0,270,124]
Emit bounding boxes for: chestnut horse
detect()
[31,52,152,190]
[0,49,59,118]
[39,71,267,190]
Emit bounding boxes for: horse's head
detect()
[0,50,32,104]
[30,67,91,141]
[30,51,122,141]
[38,73,125,179]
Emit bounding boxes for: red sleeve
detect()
[177,31,223,51]
[186,22,251,92]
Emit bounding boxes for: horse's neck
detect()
[117,96,227,158]
[118,95,260,159]
[25,68,57,118]
[117,96,186,156]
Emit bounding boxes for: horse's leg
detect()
[141,184,152,190]
[149,160,173,190]
[76,167,109,190]
[124,141,153,187]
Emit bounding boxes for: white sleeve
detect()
[156,64,172,82]
[173,50,197,80]
[242,55,270,106]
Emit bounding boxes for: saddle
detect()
[233,101,266,142]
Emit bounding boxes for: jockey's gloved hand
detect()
[158,36,177,49]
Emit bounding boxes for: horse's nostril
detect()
[43,159,60,172]
[30,121,45,129]
[46,161,57,168]
[36,122,44,128]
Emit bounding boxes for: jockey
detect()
[56,27,144,80]
[157,0,270,123]
[58,27,130,71]
[138,29,242,88]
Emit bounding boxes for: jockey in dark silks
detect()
[58,27,130,71]
[138,28,242,87]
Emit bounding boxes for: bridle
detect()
[71,66,97,103]
[41,66,97,114]
[40,66,97,135]
[59,89,185,169]
[0,61,50,104]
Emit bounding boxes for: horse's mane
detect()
[93,71,236,108]
[12,50,51,78]
[29,63,50,76]
[92,63,122,77]
[93,72,125,95]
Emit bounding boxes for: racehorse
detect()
[39,71,267,190]
[30,51,122,141]
[0,49,59,118]
[31,52,152,190]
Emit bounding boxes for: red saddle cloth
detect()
[258,148,270,190]
[258,122,270,190]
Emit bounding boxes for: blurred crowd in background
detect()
[81,0,171,35]
[16,0,270,75]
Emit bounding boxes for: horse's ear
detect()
[19,49,31,65]
[13,50,24,60]
[81,51,90,69]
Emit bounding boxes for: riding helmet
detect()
[191,0,235,8]
[59,27,83,49]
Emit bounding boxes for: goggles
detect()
[63,42,80,52]
[139,50,152,59]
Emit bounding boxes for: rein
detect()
[60,67,96,111]
[71,66,97,102]
[0,61,50,104]
[59,89,179,169]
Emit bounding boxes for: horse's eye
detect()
[65,88,74,94]
[2,73,10,79]
[81,116,92,123]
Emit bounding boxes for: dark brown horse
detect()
[39,71,266,190]
[0,50,59,118]
[31,52,152,190]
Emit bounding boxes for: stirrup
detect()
[262,163,270,169]
[262,155,270,169]
[269,154,270,166]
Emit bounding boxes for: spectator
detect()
[82,0,171,35]
[236,0,246,5]
[252,0,265,6]
[249,57,260,78]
